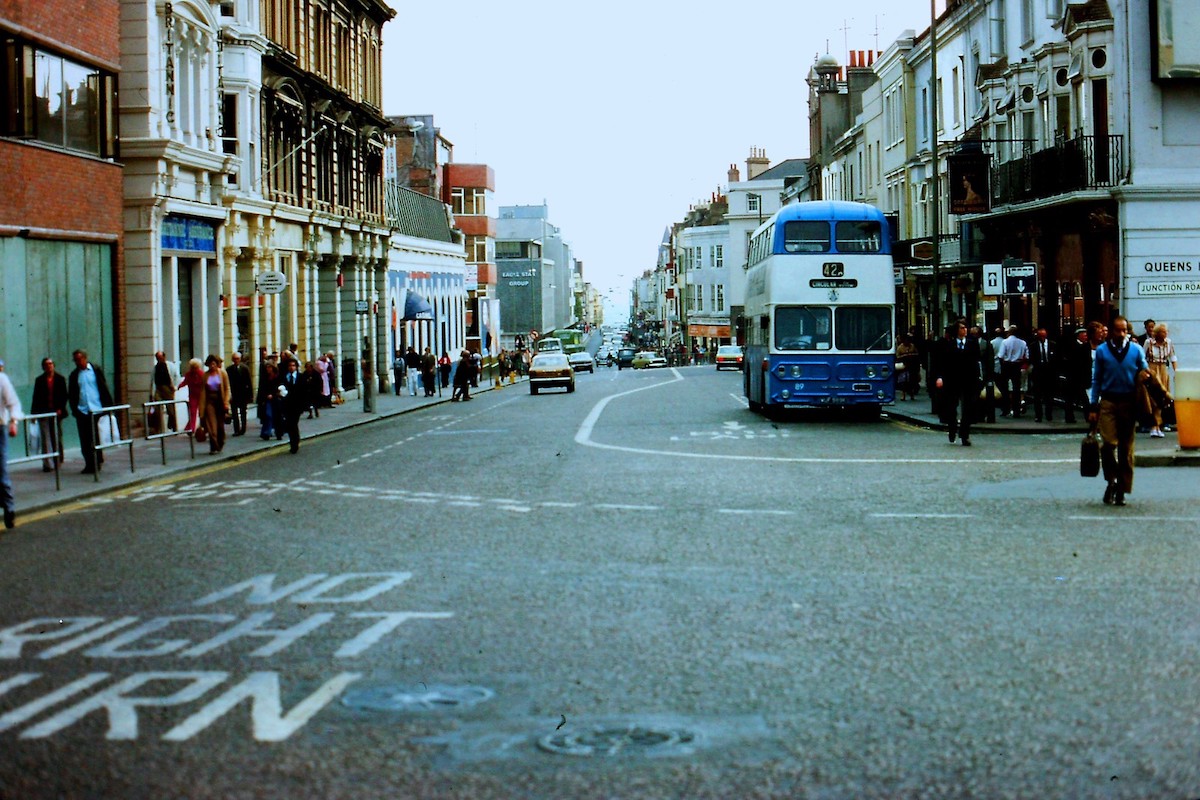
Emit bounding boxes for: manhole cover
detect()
[341,684,494,712]
[537,724,695,757]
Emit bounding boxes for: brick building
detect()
[0,0,125,417]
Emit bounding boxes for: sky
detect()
[380,0,942,323]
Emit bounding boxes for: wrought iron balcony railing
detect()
[990,134,1123,206]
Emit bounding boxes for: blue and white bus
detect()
[742,201,895,415]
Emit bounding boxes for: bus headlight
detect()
[881,365,891,378]
[776,365,786,378]
[865,366,877,378]
[780,389,790,399]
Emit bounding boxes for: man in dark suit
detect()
[1061,328,1093,423]
[31,356,69,471]
[68,349,114,474]
[1029,327,1058,422]
[278,357,305,453]
[226,351,253,436]
[932,321,982,447]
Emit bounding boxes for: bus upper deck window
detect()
[783,221,830,253]
[834,221,882,253]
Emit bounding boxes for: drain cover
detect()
[537,724,696,757]
[341,684,494,712]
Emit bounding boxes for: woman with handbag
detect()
[197,355,231,453]
[1145,323,1178,437]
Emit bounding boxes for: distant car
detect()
[568,351,595,373]
[528,353,575,394]
[535,337,564,353]
[631,351,668,369]
[715,345,744,371]
[616,347,638,370]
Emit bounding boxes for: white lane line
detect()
[868,515,979,522]
[1068,515,1200,522]
[717,508,794,516]
[541,501,580,508]
[595,503,661,511]
[730,393,748,407]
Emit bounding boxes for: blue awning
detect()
[403,292,434,321]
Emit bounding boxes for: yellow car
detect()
[529,353,576,394]
[631,351,667,369]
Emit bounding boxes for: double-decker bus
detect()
[742,201,895,415]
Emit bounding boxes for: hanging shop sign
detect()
[255,271,288,295]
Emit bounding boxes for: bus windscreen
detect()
[834,307,892,350]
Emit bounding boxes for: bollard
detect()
[1174,369,1200,449]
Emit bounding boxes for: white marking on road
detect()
[575,376,1076,465]
[730,393,749,407]
[717,508,794,516]
[1068,515,1200,522]
[540,501,579,508]
[871,513,976,519]
[594,503,661,511]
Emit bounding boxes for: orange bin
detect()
[1175,370,1200,450]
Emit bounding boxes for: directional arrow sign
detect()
[1003,262,1038,295]
[982,264,1003,295]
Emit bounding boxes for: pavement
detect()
[4,374,1197,531]
[4,375,518,529]
[884,394,1199,467]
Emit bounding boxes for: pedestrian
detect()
[227,352,253,436]
[1136,318,1156,347]
[151,351,179,434]
[256,360,281,440]
[323,352,340,404]
[279,357,305,453]
[303,361,322,418]
[0,359,23,529]
[470,348,482,387]
[393,351,406,395]
[1144,322,1178,437]
[439,350,452,388]
[404,346,421,396]
[451,349,474,401]
[933,322,981,446]
[197,355,231,454]
[1088,316,1149,506]
[996,326,1029,417]
[420,347,437,397]
[1029,327,1058,422]
[1061,328,1092,424]
[31,356,68,471]
[178,358,205,433]
[896,334,921,401]
[972,326,996,423]
[67,349,114,475]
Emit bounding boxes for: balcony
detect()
[989,134,1123,207]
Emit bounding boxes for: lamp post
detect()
[929,0,942,331]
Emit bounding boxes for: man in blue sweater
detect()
[1087,316,1149,506]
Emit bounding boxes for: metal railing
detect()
[8,412,64,491]
[89,405,135,482]
[990,134,1124,206]
[142,398,196,464]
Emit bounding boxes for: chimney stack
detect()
[728,163,741,183]
[746,147,770,180]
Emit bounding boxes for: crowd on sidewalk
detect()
[898,315,1180,506]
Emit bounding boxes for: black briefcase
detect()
[1080,431,1100,477]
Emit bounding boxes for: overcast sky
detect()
[380,1,942,322]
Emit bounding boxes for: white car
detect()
[568,351,595,373]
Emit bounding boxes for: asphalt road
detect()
[2,364,1199,799]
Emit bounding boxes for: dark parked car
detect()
[616,347,638,370]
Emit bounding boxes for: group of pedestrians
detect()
[1,350,116,530]
[921,314,1181,508]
